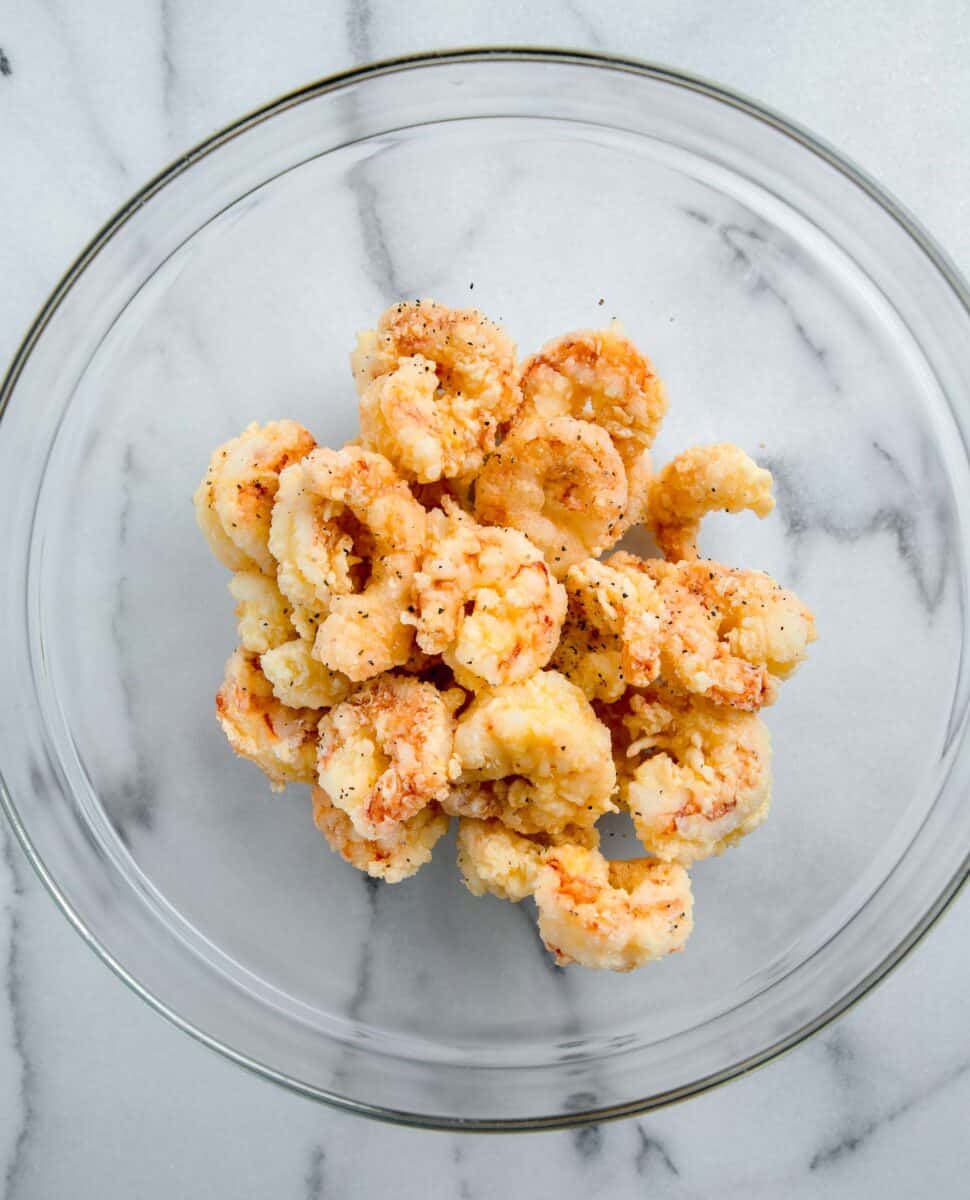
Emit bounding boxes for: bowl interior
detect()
[3,54,969,1126]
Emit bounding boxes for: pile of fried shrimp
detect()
[195,300,816,973]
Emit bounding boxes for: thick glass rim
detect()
[1,47,968,1132]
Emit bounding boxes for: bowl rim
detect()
[1,45,968,1132]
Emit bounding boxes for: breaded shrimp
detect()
[269,445,427,676]
[534,844,693,971]
[215,649,320,789]
[551,557,665,702]
[474,415,629,576]
[617,555,816,710]
[268,447,378,638]
[194,420,316,573]
[410,500,566,689]
[621,447,654,529]
[260,638,350,710]
[453,671,616,834]
[312,785,448,884]
[353,300,522,481]
[519,323,667,468]
[456,817,599,901]
[317,673,459,842]
[648,443,774,561]
[617,687,772,864]
[456,818,545,901]
[228,569,296,655]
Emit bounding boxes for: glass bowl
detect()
[1,49,969,1131]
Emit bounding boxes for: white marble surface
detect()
[1,3,969,1196]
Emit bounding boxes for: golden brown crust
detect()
[647,443,774,562]
[197,303,816,972]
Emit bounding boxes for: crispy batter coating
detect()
[354,300,521,481]
[456,818,545,901]
[229,569,296,654]
[198,304,816,968]
[260,638,350,710]
[648,443,774,561]
[411,500,566,689]
[616,554,816,710]
[551,557,665,702]
[456,817,599,901]
[269,446,380,638]
[317,673,459,842]
[269,445,426,676]
[474,415,629,576]
[615,687,772,864]
[621,447,654,529]
[312,785,448,883]
[519,323,667,468]
[195,421,316,573]
[453,671,616,834]
[534,844,693,971]
[215,649,320,789]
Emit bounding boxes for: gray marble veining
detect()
[1,828,31,1200]
[1,4,969,1200]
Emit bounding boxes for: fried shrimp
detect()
[194,420,316,573]
[474,415,629,576]
[312,785,448,883]
[453,671,616,834]
[621,447,654,529]
[618,555,816,710]
[353,300,522,481]
[648,443,774,561]
[456,817,599,901]
[616,687,772,865]
[456,818,545,901]
[551,557,665,702]
[228,569,296,655]
[411,500,566,689]
[197,301,818,966]
[534,844,693,971]
[215,649,320,789]
[519,323,667,468]
[317,673,459,842]
[269,445,427,676]
[260,638,350,710]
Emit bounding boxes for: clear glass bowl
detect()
[1,50,969,1130]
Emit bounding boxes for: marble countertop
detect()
[2,3,969,1197]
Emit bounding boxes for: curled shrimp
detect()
[194,420,316,574]
[353,300,521,481]
[456,817,599,902]
[228,569,296,655]
[452,670,616,835]
[614,687,772,865]
[312,785,448,884]
[474,415,629,576]
[269,445,427,677]
[317,673,459,842]
[534,844,693,971]
[648,443,774,561]
[215,649,320,789]
[519,323,667,469]
[410,500,566,689]
[617,554,816,710]
[260,638,350,710]
[551,557,665,702]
